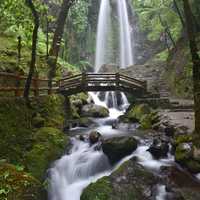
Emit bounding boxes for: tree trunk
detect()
[158,14,176,49]
[23,0,39,99]
[183,0,200,134]
[173,0,185,27]
[48,0,76,90]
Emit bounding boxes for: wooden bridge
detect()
[58,73,147,96]
[0,72,147,97]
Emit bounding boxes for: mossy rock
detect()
[124,104,159,130]
[81,158,156,200]
[25,127,68,180]
[81,177,112,200]
[174,135,193,147]
[175,143,193,161]
[102,136,138,165]
[82,104,109,118]
[0,163,45,200]
[175,143,200,173]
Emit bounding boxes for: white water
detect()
[117,0,134,68]
[95,0,112,72]
[49,139,111,200]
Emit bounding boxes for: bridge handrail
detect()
[59,73,147,93]
[0,72,57,97]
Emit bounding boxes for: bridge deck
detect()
[58,73,147,96]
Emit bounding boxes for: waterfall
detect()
[95,0,112,72]
[92,0,134,109]
[117,0,134,68]
[49,139,110,200]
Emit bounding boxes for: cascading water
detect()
[49,139,111,200]
[95,0,112,73]
[117,0,134,68]
[92,0,134,109]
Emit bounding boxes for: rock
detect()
[165,126,175,137]
[78,118,95,128]
[89,131,102,145]
[123,104,160,130]
[82,104,109,118]
[112,121,118,129]
[79,135,85,141]
[102,136,138,164]
[174,134,193,147]
[81,157,156,200]
[0,163,45,200]
[161,166,200,200]
[147,138,169,159]
[175,142,200,173]
[175,143,193,161]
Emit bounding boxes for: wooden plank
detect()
[60,73,82,81]
[120,73,146,85]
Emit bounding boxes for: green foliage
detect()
[132,0,182,42]
[0,163,44,200]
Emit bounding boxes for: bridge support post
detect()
[82,72,87,90]
[115,73,120,90]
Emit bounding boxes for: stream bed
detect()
[48,106,181,200]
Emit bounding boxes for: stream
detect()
[48,94,176,200]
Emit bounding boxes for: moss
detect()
[0,95,66,165]
[125,104,159,130]
[0,98,33,163]
[0,163,44,200]
[93,107,109,118]
[32,114,45,128]
[175,144,192,161]
[174,135,193,146]
[33,95,65,129]
[25,127,67,180]
[81,177,113,200]
[127,104,151,121]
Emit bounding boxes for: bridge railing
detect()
[59,72,147,92]
[0,72,58,97]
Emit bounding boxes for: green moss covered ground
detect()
[0,95,69,200]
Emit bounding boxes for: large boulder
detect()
[0,163,45,200]
[147,138,169,159]
[102,136,138,164]
[81,157,156,200]
[82,104,109,118]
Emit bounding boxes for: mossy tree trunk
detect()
[183,0,200,134]
[48,0,76,90]
[23,0,39,99]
